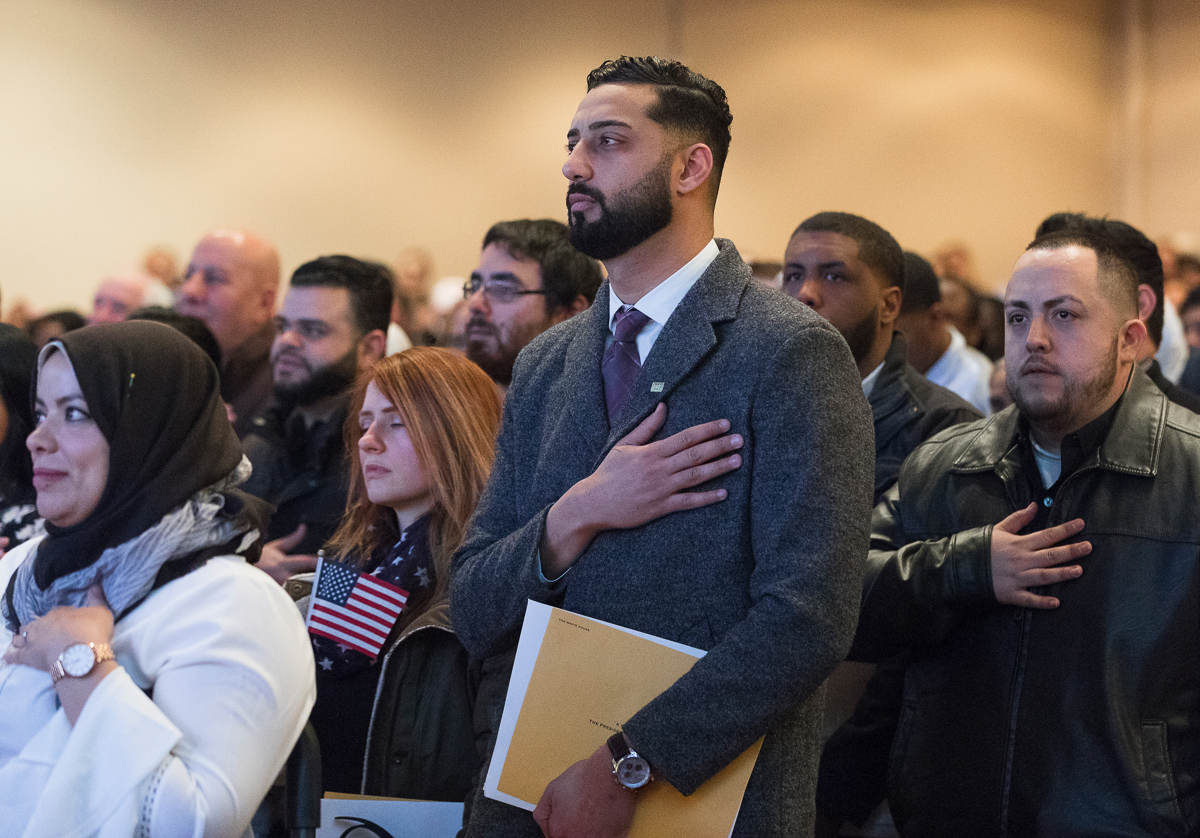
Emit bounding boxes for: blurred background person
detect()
[1181,287,1200,352]
[25,310,86,350]
[895,254,993,415]
[391,246,437,347]
[88,269,172,325]
[306,347,501,798]
[0,325,42,550]
[141,245,181,289]
[175,229,281,437]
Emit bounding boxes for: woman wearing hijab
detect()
[0,321,315,838]
[308,347,500,798]
[0,324,43,549]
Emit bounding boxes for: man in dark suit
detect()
[451,56,874,838]
[782,214,981,505]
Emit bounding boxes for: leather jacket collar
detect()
[949,365,1164,478]
[868,332,914,425]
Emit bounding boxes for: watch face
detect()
[616,756,651,789]
[61,643,96,678]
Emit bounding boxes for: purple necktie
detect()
[602,306,652,422]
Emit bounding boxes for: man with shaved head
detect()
[848,229,1200,835]
[89,270,170,325]
[176,229,281,437]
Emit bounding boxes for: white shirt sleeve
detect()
[0,552,316,838]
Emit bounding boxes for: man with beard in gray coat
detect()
[452,56,874,838]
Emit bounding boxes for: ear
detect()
[259,286,278,319]
[356,329,387,369]
[675,143,714,197]
[1137,284,1156,323]
[879,285,902,327]
[1118,317,1148,362]
[549,295,590,325]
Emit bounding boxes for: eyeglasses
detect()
[463,276,550,305]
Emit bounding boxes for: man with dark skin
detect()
[784,214,979,502]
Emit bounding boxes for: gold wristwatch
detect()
[51,642,115,683]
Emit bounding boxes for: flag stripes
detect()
[306,557,409,660]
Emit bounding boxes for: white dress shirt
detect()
[608,239,720,361]
[926,325,994,416]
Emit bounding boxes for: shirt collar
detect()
[861,359,885,398]
[1018,393,1123,487]
[608,239,719,330]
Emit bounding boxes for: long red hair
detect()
[326,348,501,617]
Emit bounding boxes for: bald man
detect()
[176,230,281,437]
[89,270,169,325]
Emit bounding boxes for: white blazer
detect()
[0,537,316,838]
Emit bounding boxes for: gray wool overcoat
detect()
[451,239,874,837]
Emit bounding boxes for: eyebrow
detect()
[1004,294,1083,310]
[359,405,398,418]
[35,394,86,408]
[784,260,846,273]
[566,119,633,140]
[276,316,329,326]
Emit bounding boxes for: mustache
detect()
[465,312,496,335]
[1020,357,1059,374]
[566,183,605,206]
[271,349,311,372]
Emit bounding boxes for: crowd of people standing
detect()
[2,54,1200,838]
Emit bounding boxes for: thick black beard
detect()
[273,349,358,411]
[567,156,674,261]
[839,307,880,368]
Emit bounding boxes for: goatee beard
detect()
[567,155,674,262]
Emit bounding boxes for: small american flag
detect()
[306,557,409,659]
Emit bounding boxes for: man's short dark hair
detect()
[483,219,603,313]
[128,305,222,371]
[1025,230,1140,319]
[1036,212,1162,345]
[900,252,942,314]
[289,256,394,337]
[587,56,733,198]
[794,212,905,292]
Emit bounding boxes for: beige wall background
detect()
[0,0,1195,312]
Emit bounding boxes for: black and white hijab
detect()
[3,321,269,631]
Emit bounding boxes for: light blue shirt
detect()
[861,360,884,399]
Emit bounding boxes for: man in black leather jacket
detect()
[852,229,1200,837]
